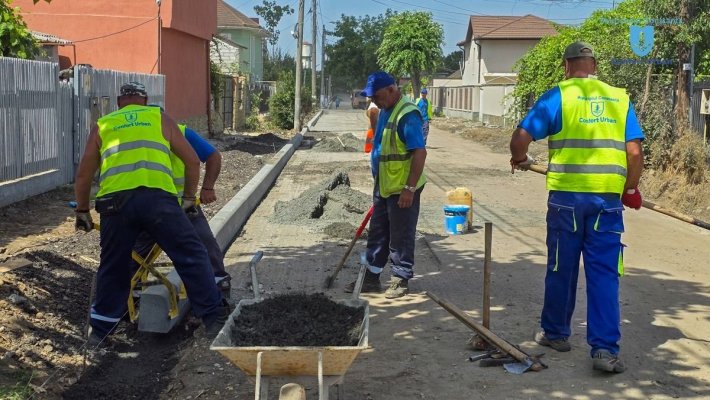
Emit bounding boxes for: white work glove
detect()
[181,197,199,217]
[510,154,535,173]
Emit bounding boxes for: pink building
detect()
[16,0,216,123]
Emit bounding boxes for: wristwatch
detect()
[403,185,417,193]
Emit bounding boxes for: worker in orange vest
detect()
[364,97,379,153]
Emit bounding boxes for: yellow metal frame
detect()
[91,203,194,323]
[126,244,186,322]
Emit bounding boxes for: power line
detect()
[372,0,602,21]
[72,17,157,43]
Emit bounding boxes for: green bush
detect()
[267,71,314,130]
[268,71,295,129]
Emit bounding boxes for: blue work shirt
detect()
[417,98,430,122]
[184,128,216,162]
[371,106,425,177]
[519,86,644,142]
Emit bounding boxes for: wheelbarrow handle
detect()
[250,251,264,301]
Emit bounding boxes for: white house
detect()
[458,14,557,86]
[430,14,557,125]
[210,35,247,74]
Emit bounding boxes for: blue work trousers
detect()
[132,206,228,280]
[542,191,625,356]
[365,183,423,280]
[91,188,221,338]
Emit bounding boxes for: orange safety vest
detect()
[364,128,374,153]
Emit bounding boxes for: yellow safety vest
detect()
[548,78,629,194]
[169,124,187,199]
[378,97,427,198]
[96,105,176,197]
[416,97,433,120]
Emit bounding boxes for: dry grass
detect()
[642,132,710,222]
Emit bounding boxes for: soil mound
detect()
[323,222,367,240]
[312,133,364,152]
[231,293,364,346]
[272,171,370,236]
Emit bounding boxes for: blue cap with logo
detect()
[421,88,428,94]
[360,71,395,97]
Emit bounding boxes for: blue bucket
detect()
[444,205,470,235]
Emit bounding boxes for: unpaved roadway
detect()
[170,107,710,400]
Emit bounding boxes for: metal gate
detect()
[221,75,234,130]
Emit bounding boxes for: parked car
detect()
[351,91,368,110]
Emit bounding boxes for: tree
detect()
[641,0,710,129]
[0,0,41,58]
[254,0,294,57]
[376,11,444,95]
[512,0,648,117]
[263,48,295,81]
[438,50,463,74]
[325,11,394,92]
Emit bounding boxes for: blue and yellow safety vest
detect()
[548,78,629,194]
[96,105,176,197]
[378,97,427,198]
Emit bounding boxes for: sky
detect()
[226,0,617,68]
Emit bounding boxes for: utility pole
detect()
[294,0,305,131]
[327,75,332,103]
[311,0,317,102]
[320,24,326,108]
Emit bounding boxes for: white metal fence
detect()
[428,84,516,127]
[0,58,164,208]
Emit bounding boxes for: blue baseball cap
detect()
[360,71,395,97]
[421,88,428,94]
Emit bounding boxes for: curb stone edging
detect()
[209,111,324,252]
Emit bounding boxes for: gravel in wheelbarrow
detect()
[231,293,365,347]
[211,293,369,378]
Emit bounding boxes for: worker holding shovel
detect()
[509,42,644,373]
[344,71,427,299]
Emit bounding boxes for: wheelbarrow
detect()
[211,251,370,400]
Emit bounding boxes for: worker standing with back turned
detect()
[74,82,228,345]
[344,71,427,299]
[509,42,644,373]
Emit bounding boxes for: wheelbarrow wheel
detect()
[279,383,306,400]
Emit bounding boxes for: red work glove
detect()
[622,188,643,210]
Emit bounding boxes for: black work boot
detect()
[344,270,382,293]
[205,299,232,340]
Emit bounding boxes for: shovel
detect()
[323,205,374,289]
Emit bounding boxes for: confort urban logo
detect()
[601,17,681,65]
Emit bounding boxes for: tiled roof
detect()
[457,14,557,45]
[217,0,267,32]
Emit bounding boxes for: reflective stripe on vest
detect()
[170,124,188,199]
[96,105,176,197]
[548,79,629,194]
[378,97,426,198]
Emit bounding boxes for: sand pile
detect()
[311,133,364,152]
